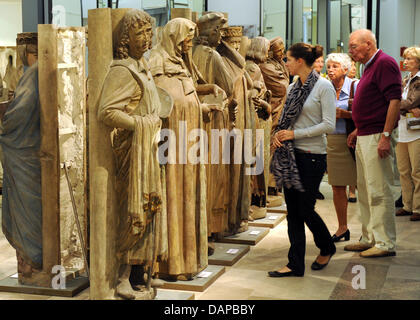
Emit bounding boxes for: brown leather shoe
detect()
[410,212,420,221]
[344,242,373,252]
[396,208,412,216]
[360,247,396,258]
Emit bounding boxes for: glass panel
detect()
[52,0,82,27]
[303,0,312,43]
[262,0,287,41]
[312,0,318,45]
[118,0,142,9]
[340,0,368,53]
[371,0,377,35]
[329,0,341,53]
[82,0,97,26]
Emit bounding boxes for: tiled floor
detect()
[1,180,419,300]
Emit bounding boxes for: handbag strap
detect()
[348,80,357,111]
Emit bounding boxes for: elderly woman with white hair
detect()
[326,53,358,242]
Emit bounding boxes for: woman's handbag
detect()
[346,80,357,161]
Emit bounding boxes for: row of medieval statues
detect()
[0,9,290,300]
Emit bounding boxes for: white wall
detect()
[208,0,260,35]
[379,0,416,63]
[415,0,420,45]
[0,0,23,46]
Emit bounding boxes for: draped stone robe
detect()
[149,23,208,278]
[245,60,272,202]
[259,56,289,133]
[193,41,233,236]
[217,41,253,233]
[98,57,168,268]
[0,63,43,270]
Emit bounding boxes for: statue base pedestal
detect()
[208,243,250,266]
[218,227,270,246]
[0,273,89,298]
[249,213,287,229]
[160,265,225,292]
[156,289,195,300]
[267,203,288,214]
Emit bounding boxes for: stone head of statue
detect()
[222,26,243,52]
[270,36,286,63]
[197,12,227,48]
[17,33,38,67]
[246,36,270,63]
[114,9,153,60]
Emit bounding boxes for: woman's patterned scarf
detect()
[270,70,320,192]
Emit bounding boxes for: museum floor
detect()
[1,179,419,300]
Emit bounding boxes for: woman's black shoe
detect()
[315,191,325,200]
[332,229,350,242]
[311,251,335,271]
[268,270,303,278]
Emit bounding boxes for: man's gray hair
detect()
[326,53,352,74]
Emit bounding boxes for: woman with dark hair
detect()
[268,43,336,277]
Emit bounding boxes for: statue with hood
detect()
[148,17,222,281]
[97,9,169,300]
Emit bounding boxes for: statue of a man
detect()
[193,13,237,240]
[98,9,168,300]
[0,33,42,285]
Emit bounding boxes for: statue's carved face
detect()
[208,25,222,48]
[224,37,241,52]
[272,42,285,62]
[128,21,152,60]
[182,36,194,53]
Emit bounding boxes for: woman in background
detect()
[325,53,358,242]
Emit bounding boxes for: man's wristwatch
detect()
[382,131,391,138]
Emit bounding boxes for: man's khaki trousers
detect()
[356,133,396,251]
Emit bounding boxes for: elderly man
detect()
[346,29,401,258]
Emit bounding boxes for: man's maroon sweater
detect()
[352,50,402,136]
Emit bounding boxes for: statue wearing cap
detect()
[97,9,170,300]
[217,25,254,234]
[0,32,42,285]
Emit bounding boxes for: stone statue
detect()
[192,12,236,240]
[259,36,289,134]
[259,36,289,196]
[0,33,43,285]
[3,54,20,93]
[217,25,253,234]
[245,37,272,219]
[97,9,169,300]
[149,17,222,281]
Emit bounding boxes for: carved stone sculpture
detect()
[259,37,289,133]
[217,25,253,234]
[245,37,272,219]
[192,12,234,239]
[259,37,289,195]
[149,17,221,280]
[0,33,44,285]
[97,9,168,300]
